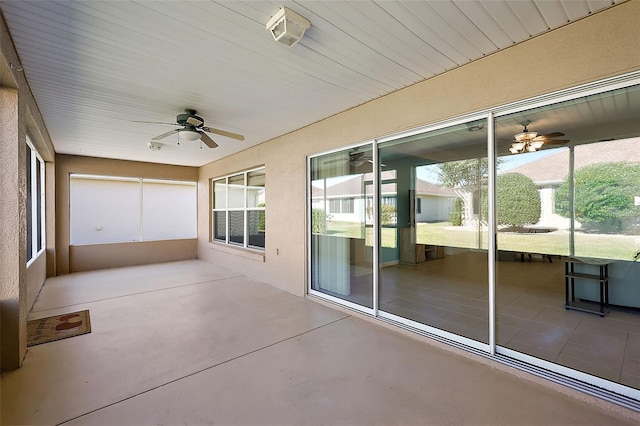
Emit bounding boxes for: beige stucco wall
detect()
[69,239,198,273]
[197,0,640,296]
[55,154,199,274]
[1,10,56,370]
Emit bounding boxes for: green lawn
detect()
[323,220,639,261]
[418,222,638,260]
[325,221,397,248]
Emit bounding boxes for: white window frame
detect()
[211,166,265,250]
[26,137,45,265]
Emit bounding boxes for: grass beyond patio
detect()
[324,221,638,261]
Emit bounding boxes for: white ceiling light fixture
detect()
[266,7,310,47]
[179,129,201,141]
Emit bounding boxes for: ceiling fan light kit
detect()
[508,124,568,154]
[179,129,201,141]
[266,7,310,47]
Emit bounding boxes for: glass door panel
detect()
[378,120,489,343]
[310,145,374,308]
[495,84,640,390]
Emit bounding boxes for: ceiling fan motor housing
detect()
[176,109,203,127]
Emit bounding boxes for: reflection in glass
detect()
[214,211,226,242]
[213,178,227,209]
[229,211,244,245]
[310,145,374,308]
[378,119,489,343]
[572,140,640,259]
[495,84,640,391]
[247,169,265,208]
[248,210,265,248]
[228,174,245,208]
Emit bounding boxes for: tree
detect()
[438,158,490,189]
[438,158,501,226]
[555,162,640,233]
[482,173,541,227]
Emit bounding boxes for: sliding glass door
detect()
[308,74,640,398]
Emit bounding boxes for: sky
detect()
[416,148,562,184]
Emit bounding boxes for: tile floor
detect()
[1,259,639,425]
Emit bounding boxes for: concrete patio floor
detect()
[1,259,638,425]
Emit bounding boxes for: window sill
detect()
[208,241,265,262]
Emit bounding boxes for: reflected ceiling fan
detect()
[349,151,373,166]
[322,150,386,168]
[323,151,373,166]
[136,109,244,148]
[508,122,569,154]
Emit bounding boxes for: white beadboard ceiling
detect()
[0,0,622,167]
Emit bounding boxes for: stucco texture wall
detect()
[1,10,56,370]
[197,1,640,297]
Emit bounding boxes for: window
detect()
[26,138,45,263]
[329,199,341,213]
[70,175,196,244]
[341,198,354,214]
[212,167,265,249]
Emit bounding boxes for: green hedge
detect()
[555,162,640,233]
[482,173,540,227]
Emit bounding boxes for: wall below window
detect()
[69,239,197,273]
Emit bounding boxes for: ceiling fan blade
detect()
[151,129,178,140]
[543,139,570,145]
[134,121,178,125]
[202,126,245,141]
[186,116,204,127]
[200,132,218,148]
[533,132,565,141]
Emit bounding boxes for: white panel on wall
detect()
[142,180,197,241]
[70,176,141,244]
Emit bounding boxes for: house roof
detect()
[506,137,640,183]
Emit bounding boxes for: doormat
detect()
[27,310,91,347]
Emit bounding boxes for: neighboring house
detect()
[415,179,457,223]
[312,175,456,224]
[506,137,640,229]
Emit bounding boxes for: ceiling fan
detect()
[508,123,569,154]
[322,150,373,166]
[349,151,373,167]
[136,109,244,148]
